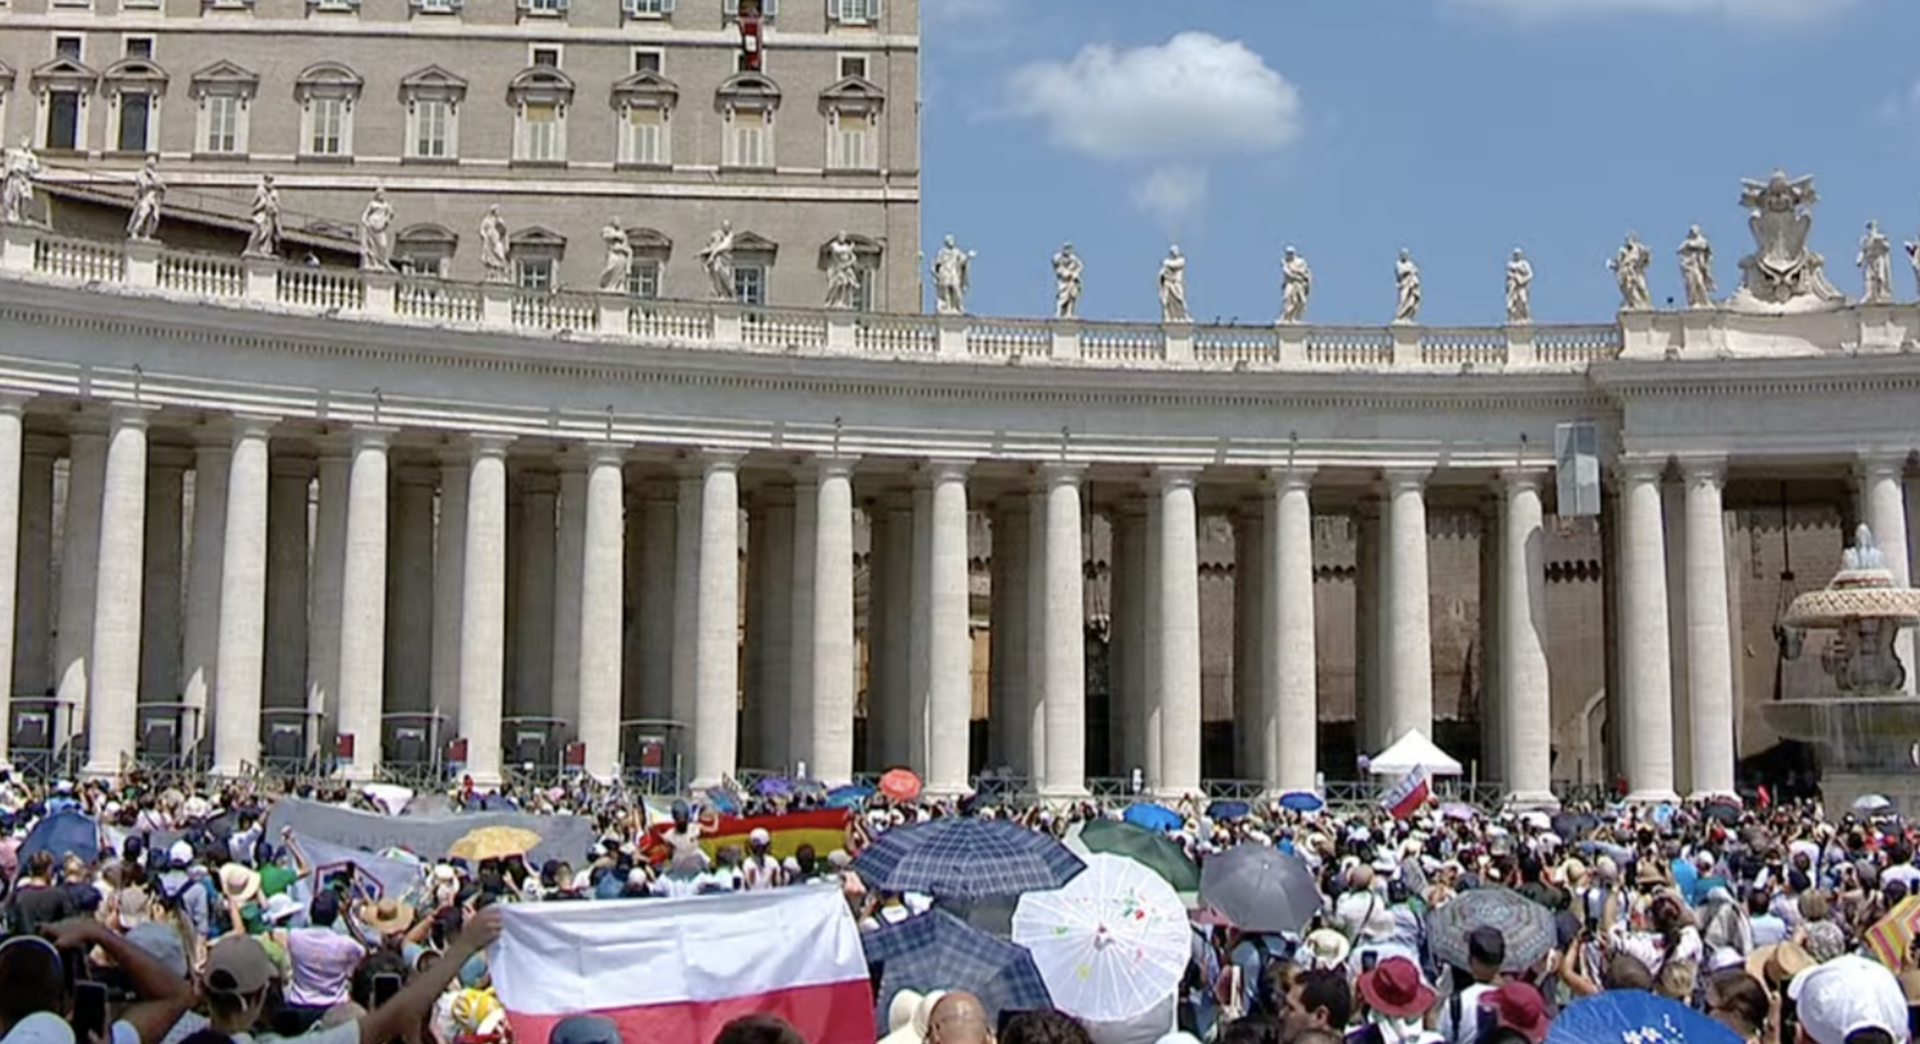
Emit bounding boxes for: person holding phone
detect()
[1,917,198,1044]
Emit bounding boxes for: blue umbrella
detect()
[1122,803,1183,832]
[1549,990,1741,1044]
[1277,791,1324,813]
[863,909,1053,1035]
[853,818,1085,901]
[1207,800,1252,821]
[19,810,99,866]
[754,776,795,798]
[825,784,873,810]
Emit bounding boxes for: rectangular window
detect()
[413,99,450,158]
[627,259,660,299]
[531,45,561,68]
[735,264,765,306]
[624,0,671,17]
[728,109,769,168]
[205,95,241,153]
[722,0,776,18]
[622,105,665,165]
[839,54,869,80]
[117,94,151,152]
[54,36,82,61]
[832,110,871,169]
[515,257,553,291]
[411,0,461,12]
[45,91,80,150]
[309,97,346,155]
[522,102,559,161]
[830,0,877,24]
[632,48,663,75]
[125,37,154,59]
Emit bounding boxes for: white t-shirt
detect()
[3,1013,74,1044]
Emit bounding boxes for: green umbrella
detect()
[1074,818,1201,893]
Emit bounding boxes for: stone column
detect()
[670,474,700,744]
[1661,478,1693,794]
[810,456,858,783]
[1143,490,1164,788]
[85,405,153,777]
[1112,501,1148,779]
[386,465,436,718]
[788,474,818,772]
[692,452,743,790]
[1024,485,1048,784]
[307,446,349,745]
[1039,464,1087,798]
[872,495,914,769]
[139,448,186,709]
[1680,457,1737,798]
[15,438,55,700]
[430,453,468,734]
[211,416,275,777]
[1617,457,1678,802]
[576,443,625,778]
[0,396,26,761]
[1381,467,1435,746]
[1499,468,1557,808]
[513,470,557,720]
[907,483,933,771]
[180,435,227,742]
[988,496,1031,774]
[1860,453,1915,695]
[56,428,105,745]
[1353,500,1382,753]
[1267,467,1318,795]
[459,436,512,786]
[1478,498,1503,786]
[335,427,392,780]
[1233,505,1264,780]
[924,460,972,796]
[635,482,677,724]
[265,457,313,715]
[1155,467,1203,798]
[550,459,586,736]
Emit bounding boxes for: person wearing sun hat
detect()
[1788,955,1909,1044]
[1354,955,1442,1044]
[1478,982,1550,1044]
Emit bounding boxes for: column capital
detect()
[690,449,746,476]
[1614,455,1670,485]
[811,454,860,481]
[0,391,33,414]
[920,458,972,486]
[1856,450,1912,480]
[1675,454,1727,485]
[231,413,282,441]
[1268,465,1317,492]
[1153,465,1201,491]
[1038,462,1085,487]
[106,402,159,430]
[349,424,398,452]
[1497,466,1551,493]
[468,433,515,461]
[1380,466,1431,492]
[579,441,629,469]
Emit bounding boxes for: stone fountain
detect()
[1761,526,1920,815]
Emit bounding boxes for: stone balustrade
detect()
[10,223,1920,368]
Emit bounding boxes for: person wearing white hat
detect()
[1789,955,1910,1044]
[740,827,785,891]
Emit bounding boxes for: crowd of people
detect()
[0,769,1917,1044]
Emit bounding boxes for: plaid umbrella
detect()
[1198,845,1321,934]
[1427,887,1556,973]
[853,818,1085,900]
[863,909,1053,1035]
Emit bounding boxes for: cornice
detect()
[1591,354,1920,399]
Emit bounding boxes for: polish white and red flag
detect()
[1380,765,1433,821]
[491,886,873,1044]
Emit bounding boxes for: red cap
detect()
[1484,982,1551,1044]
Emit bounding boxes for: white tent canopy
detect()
[1367,729,1464,777]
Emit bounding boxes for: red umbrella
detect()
[879,768,923,803]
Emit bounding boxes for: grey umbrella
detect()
[1198,846,1322,934]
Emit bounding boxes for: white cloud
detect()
[1005,32,1304,161]
[1442,0,1858,24]
[1130,164,1209,231]
[1003,33,1302,224]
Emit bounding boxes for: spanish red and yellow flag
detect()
[645,808,851,864]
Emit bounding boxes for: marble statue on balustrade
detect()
[358,188,396,273]
[1280,247,1311,323]
[1505,247,1533,325]
[932,235,973,315]
[1393,248,1422,324]
[1858,219,1894,305]
[1053,243,1083,319]
[824,232,860,311]
[1,138,40,226]
[600,220,633,293]
[480,206,510,284]
[243,174,281,258]
[126,157,164,242]
[1728,169,1845,314]
[699,221,737,301]
[1678,225,1716,309]
[1608,232,1652,311]
[1159,246,1189,323]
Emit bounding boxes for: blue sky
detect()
[919,0,1920,326]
